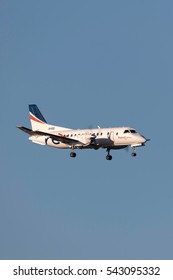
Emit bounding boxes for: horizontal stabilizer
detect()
[17,126,34,135]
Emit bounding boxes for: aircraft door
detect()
[110,131,114,142]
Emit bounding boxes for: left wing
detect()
[17,126,80,145]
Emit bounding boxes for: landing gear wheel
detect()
[106,155,112,160]
[106,149,112,160]
[131,147,137,157]
[70,151,76,158]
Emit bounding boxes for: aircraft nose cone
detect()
[137,135,146,145]
[142,136,147,143]
[141,135,150,144]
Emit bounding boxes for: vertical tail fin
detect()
[29,104,47,130]
[29,104,71,131]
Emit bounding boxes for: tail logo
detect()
[30,112,45,124]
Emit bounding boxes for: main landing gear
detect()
[70,146,76,158]
[70,151,76,158]
[131,147,137,157]
[69,147,137,159]
[106,149,112,160]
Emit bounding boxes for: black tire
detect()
[70,152,76,158]
[106,155,112,160]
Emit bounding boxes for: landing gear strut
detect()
[131,147,137,157]
[106,149,112,160]
[70,146,76,158]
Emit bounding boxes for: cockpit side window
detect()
[124,130,130,134]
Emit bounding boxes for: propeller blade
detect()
[125,146,130,152]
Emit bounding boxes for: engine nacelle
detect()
[80,132,96,146]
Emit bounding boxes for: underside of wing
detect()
[17,126,80,145]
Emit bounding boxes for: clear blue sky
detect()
[1,0,173,259]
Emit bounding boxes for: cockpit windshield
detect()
[123,129,137,134]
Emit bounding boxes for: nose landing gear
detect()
[131,147,137,157]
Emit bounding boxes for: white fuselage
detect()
[29,126,146,150]
[17,104,149,160]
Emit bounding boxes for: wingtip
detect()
[16,126,23,129]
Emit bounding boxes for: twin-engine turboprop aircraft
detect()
[17,104,149,160]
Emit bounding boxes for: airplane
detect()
[17,104,150,160]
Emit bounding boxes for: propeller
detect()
[88,124,93,130]
[125,146,130,152]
